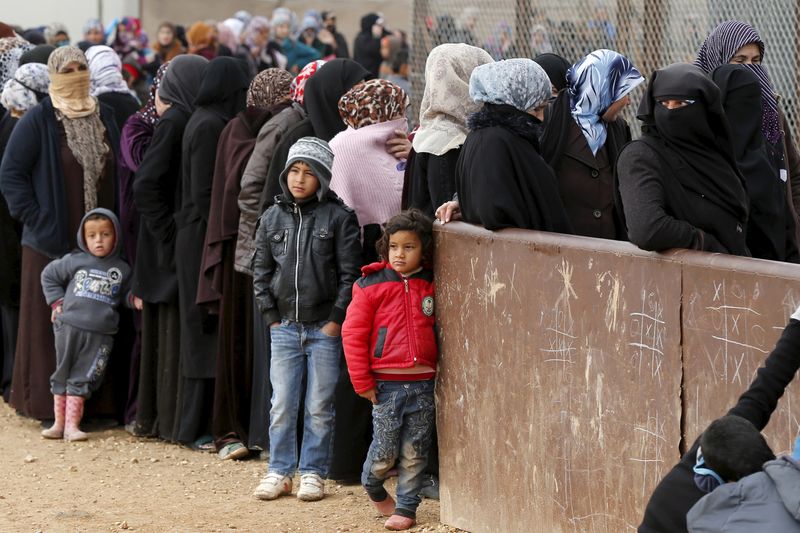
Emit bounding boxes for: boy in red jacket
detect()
[342,209,438,531]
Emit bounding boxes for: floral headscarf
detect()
[1,62,50,113]
[413,43,493,156]
[136,61,169,126]
[338,78,409,129]
[695,20,781,145]
[290,59,325,104]
[567,49,644,155]
[247,68,293,109]
[469,58,551,112]
[0,37,34,86]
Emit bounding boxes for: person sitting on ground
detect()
[40,209,137,442]
[638,305,800,532]
[453,58,572,233]
[251,137,361,503]
[686,426,800,532]
[615,63,749,256]
[342,209,438,531]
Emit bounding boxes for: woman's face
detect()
[60,61,87,74]
[253,27,270,48]
[155,90,171,116]
[730,43,762,64]
[527,105,546,121]
[602,94,631,122]
[85,27,104,44]
[275,23,290,40]
[158,26,174,46]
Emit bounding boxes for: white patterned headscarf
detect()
[0,37,34,86]
[413,43,493,156]
[0,62,50,113]
[567,49,644,155]
[85,45,133,97]
[469,58,551,112]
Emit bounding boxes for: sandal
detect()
[218,441,249,460]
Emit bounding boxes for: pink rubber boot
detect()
[64,395,88,441]
[41,394,66,439]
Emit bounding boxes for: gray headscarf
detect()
[158,54,209,113]
[469,58,551,112]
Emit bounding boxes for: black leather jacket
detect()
[253,192,361,325]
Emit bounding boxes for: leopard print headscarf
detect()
[337,78,409,130]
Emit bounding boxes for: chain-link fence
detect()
[409,0,800,138]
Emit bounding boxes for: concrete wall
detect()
[434,223,800,532]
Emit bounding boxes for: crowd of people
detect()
[0,7,800,531]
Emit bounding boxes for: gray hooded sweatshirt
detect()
[687,456,800,532]
[41,208,132,335]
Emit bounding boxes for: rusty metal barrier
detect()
[433,222,800,532]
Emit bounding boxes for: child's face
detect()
[286,161,320,201]
[84,218,116,258]
[388,230,423,275]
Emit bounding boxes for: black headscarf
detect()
[713,64,792,260]
[639,63,748,228]
[303,58,371,141]
[194,56,249,120]
[158,54,209,113]
[18,44,55,66]
[534,53,571,92]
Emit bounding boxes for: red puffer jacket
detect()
[342,261,438,393]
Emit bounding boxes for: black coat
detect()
[0,113,21,306]
[132,106,190,303]
[616,139,748,255]
[403,147,461,217]
[98,91,140,135]
[456,104,573,233]
[639,319,800,532]
[0,97,120,259]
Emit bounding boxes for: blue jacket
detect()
[0,97,120,259]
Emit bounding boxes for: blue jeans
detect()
[362,379,436,519]
[268,320,340,477]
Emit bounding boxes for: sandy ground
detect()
[0,402,457,533]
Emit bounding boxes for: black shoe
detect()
[419,474,439,500]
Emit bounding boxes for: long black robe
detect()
[174,57,248,444]
[456,103,573,233]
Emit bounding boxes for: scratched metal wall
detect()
[433,223,800,532]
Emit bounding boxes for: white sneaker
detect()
[253,473,292,500]
[296,473,325,501]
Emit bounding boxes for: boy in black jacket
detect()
[251,137,361,502]
[639,306,800,532]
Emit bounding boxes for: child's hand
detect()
[51,305,62,323]
[321,321,341,337]
[132,296,144,311]
[359,388,378,404]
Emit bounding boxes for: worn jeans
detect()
[362,379,436,519]
[268,320,340,477]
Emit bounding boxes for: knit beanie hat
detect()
[281,137,335,200]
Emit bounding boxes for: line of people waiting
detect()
[1,11,800,532]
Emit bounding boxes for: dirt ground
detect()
[0,402,456,533]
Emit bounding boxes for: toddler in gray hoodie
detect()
[40,208,133,441]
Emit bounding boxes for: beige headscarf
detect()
[47,46,108,212]
[412,43,493,156]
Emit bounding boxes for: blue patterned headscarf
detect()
[469,58,551,112]
[567,49,644,155]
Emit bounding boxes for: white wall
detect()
[6,0,139,44]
